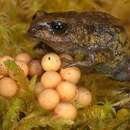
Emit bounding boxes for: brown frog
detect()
[28,11,130,81]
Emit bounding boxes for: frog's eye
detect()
[50,21,68,34]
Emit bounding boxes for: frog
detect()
[28,11,130,81]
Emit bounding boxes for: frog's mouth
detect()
[33,41,55,52]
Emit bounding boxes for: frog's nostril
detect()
[28,26,37,36]
[32,28,37,32]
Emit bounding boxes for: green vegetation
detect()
[0,0,130,130]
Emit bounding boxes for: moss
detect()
[0,0,130,130]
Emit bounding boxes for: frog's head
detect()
[28,11,80,52]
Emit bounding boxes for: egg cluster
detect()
[0,52,92,120]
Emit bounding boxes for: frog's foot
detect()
[61,58,74,68]
[63,60,93,68]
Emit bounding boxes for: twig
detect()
[112,97,130,107]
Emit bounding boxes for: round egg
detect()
[34,82,44,95]
[0,77,18,97]
[15,61,29,76]
[0,75,4,79]
[76,87,92,107]
[38,89,60,110]
[41,71,61,89]
[0,56,14,75]
[54,102,77,120]
[56,81,77,101]
[29,60,43,76]
[15,53,32,64]
[41,53,61,71]
[60,67,81,84]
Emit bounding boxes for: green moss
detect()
[0,1,130,130]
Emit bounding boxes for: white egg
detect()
[15,61,29,76]
[41,53,61,71]
[38,89,60,110]
[15,53,32,64]
[41,71,62,89]
[76,87,92,107]
[56,81,77,101]
[0,77,18,97]
[54,102,77,120]
[0,56,14,75]
[34,82,44,95]
[29,60,43,76]
[60,67,81,84]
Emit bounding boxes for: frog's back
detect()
[70,12,130,80]
[79,11,119,24]
[74,12,130,68]
[57,11,130,69]
[48,11,121,25]
[81,12,130,51]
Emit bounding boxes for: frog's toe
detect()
[64,61,93,68]
[62,61,86,68]
[62,62,76,68]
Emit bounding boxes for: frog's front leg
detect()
[64,54,94,67]
[64,51,110,68]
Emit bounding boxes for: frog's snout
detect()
[28,25,37,37]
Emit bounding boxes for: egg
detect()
[15,61,29,76]
[60,67,81,84]
[38,89,60,110]
[56,81,77,101]
[0,56,14,75]
[34,82,44,95]
[41,53,61,71]
[54,102,77,120]
[29,60,43,76]
[76,87,92,107]
[41,71,62,89]
[0,75,4,79]
[15,53,32,64]
[0,77,18,97]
